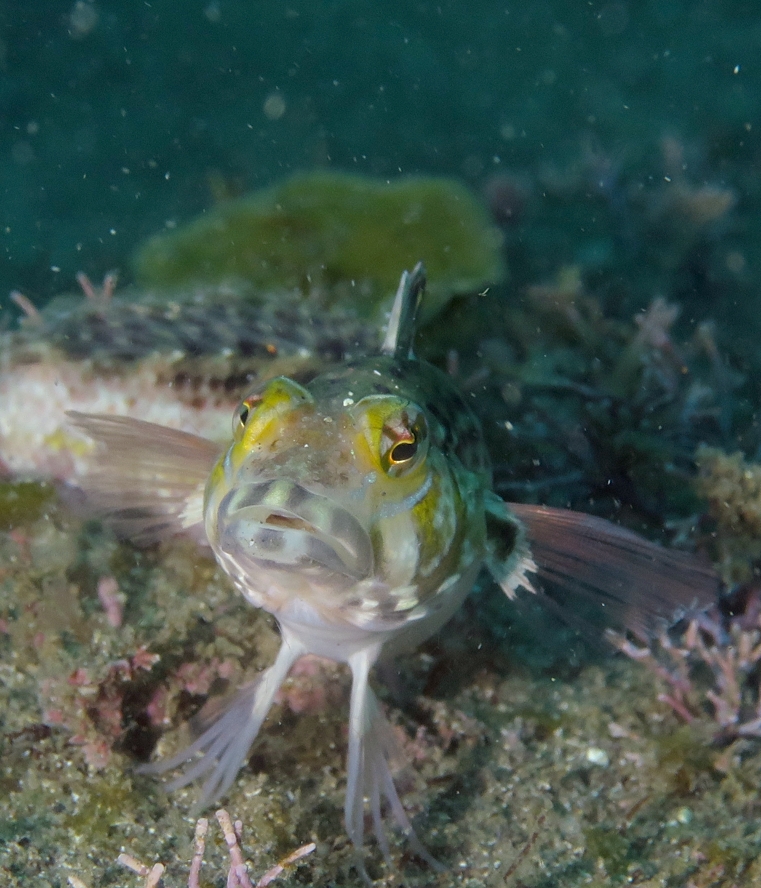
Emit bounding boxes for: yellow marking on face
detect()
[410,457,460,576]
[206,451,227,500]
[230,377,313,466]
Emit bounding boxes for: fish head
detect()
[204,360,487,632]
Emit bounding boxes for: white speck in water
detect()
[263,93,287,120]
[69,1,99,39]
[204,1,221,23]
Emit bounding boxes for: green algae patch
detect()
[60,770,137,842]
[0,814,53,844]
[583,826,632,880]
[133,170,505,321]
[654,723,719,798]
[695,446,761,581]
[0,481,55,531]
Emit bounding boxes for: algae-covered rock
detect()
[695,446,761,581]
[0,480,55,531]
[133,170,505,320]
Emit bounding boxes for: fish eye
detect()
[380,409,428,473]
[236,393,263,431]
[233,378,313,440]
[352,395,429,474]
[389,435,417,464]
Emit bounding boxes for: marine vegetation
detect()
[696,446,761,582]
[612,582,761,749]
[612,447,761,755]
[68,264,719,880]
[110,809,315,888]
[132,170,506,321]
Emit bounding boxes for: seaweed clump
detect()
[696,447,761,582]
[612,593,761,748]
[610,448,761,753]
[435,266,735,536]
[133,170,506,321]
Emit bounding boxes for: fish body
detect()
[205,353,490,653]
[69,264,718,874]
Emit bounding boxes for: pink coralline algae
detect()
[112,808,315,888]
[42,647,160,769]
[611,583,761,745]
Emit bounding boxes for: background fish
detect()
[69,263,719,874]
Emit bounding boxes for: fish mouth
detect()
[216,480,373,580]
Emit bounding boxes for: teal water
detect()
[2,3,761,886]
[3,2,760,362]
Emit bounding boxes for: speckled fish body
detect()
[180,279,514,873]
[69,265,510,874]
[69,263,719,877]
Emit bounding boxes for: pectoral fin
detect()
[67,412,221,544]
[484,492,538,599]
[485,494,720,637]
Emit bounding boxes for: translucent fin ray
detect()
[346,647,443,882]
[67,412,221,543]
[137,640,303,812]
[507,501,720,637]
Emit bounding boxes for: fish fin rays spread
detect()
[138,637,440,876]
[487,497,720,638]
[484,492,538,599]
[67,412,221,544]
[346,646,443,880]
[137,638,303,813]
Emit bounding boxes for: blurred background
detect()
[1,1,759,357]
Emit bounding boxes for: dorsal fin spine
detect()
[381,261,427,359]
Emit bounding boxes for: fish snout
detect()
[216,480,373,580]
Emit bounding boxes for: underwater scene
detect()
[1,1,761,885]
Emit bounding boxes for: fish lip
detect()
[216,480,373,580]
[261,511,319,534]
